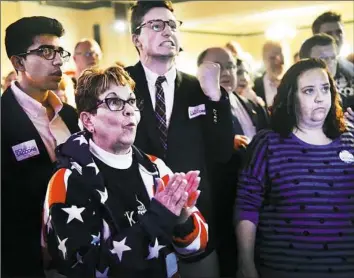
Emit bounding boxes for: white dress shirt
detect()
[229,93,256,140]
[142,64,176,128]
[11,82,72,162]
[263,73,278,107]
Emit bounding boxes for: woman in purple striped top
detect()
[235,59,354,278]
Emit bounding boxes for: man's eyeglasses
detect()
[93,97,144,112]
[218,63,237,71]
[319,55,337,63]
[75,51,100,58]
[16,45,71,62]
[136,19,183,33]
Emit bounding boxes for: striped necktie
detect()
[155,76,168,154]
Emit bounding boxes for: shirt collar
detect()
[142,63,177,86]
[11,81,63,117]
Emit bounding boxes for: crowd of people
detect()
[1,1,354,278]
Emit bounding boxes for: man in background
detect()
[197,47,269,277]
[300,33,354,110]
[72,38,102,87]
[253,41,285,110]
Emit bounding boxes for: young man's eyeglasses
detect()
[93,97,144,112]
[15,45,71,62]
[136,19,183,33]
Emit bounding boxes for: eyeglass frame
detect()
[15,45,71,62]
[91,96,144,112]
[318,55,338,63]
[217,62,237,71]
[135,19,183,33]
[74,50,101,58]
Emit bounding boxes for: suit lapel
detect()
[2,88,51,163]
[167,70,183,136]
[130,62,163,153]
[235,93,258,127]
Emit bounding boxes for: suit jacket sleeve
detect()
[201,87,234,163]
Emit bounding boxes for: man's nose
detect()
[275,55,283,64]
[162,24,173,37]
[53,53,63,66]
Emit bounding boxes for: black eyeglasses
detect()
[136,19,183,33]
[16,45,71,62]
[93,97,144,112]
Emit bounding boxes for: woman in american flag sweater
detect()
[42,66,207,278]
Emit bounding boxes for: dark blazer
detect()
[337,58,354,110]
[232,93,269,136]
[125,62,234,260]
[212,93,269,277]
[1,87,80,276]
[253,74,266,107]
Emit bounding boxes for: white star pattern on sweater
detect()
[46,215,52,233]
[102,219,111,240]
[70,161,82,175]
[57,236,68,259]
[87,162,99,175]
[73,135,88,145]
[91,232,100,246]
[96,267,109,278]
[146,238,165,260]
[61,205,85,224]
[96,188,108,203]
[110,237,131,261]
[72,252,83,268]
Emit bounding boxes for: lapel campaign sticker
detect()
[188,104,206,119]
[12,139,40,161]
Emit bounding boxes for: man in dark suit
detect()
[253,41,285,110]
[1,16,80,277]
[125,1,234,277]
[72,38,102,88]
[310,12,354,110]
[197,46,269,277]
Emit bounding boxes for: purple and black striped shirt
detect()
[235,126,354,278]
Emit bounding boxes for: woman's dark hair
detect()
[271,58,346,138]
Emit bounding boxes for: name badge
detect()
[339,150,354,164]
[165,252,178,278]
[12,139,40,161]
[188,104,206,119]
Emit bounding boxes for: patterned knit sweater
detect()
[235,126,354,277]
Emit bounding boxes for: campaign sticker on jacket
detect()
[12,139,40,161]
[188,104,206,119]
